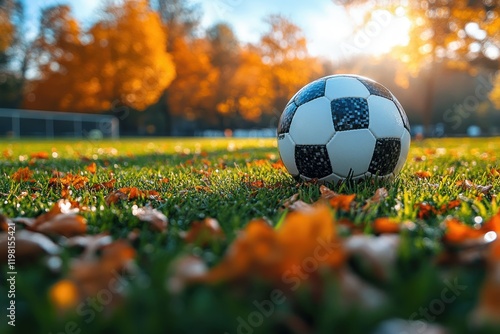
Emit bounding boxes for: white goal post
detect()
[0,109,119,139]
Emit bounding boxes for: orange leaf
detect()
[30,151,49,159]
[86,162,97,174]
[11,167,34,182]
[91,179,116,191]
[491,168,500,177]
[416,202,437,219]
[320,185,356,211]
[202,204,345,286]
[271,159,285,169]
[105,190,128,205]
[443,218,483,244]
[415,170,432,179]
[49,279,80,311]
[373,218,400,234]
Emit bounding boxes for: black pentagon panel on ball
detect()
[293,78,326,107]
[277,102,298,135]
[295,145,333,179]
[356,77,393,100]
[368,138,401,176]
[331,97,369,131]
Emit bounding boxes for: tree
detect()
[24,0,175,113]
[258,15,323,112]
[0,0,15,53]
[0,0,30,108]
[342,0,500,134]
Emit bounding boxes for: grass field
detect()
[1,137,500,334]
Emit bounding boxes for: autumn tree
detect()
[157,0,237,130]
[258,15,323,113]
[0,0,29,108]
[24,0,175,113]
[206,23,242,125]
[0,0,15,53]
[343,0,500,134]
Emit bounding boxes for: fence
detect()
[0,109,119,139]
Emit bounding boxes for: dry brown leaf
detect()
[0,230,60,262]
[345,234,400,282]
[457,180,493,194]
[415,170,432,179]
[167,256,208,293]
[15,200,87,237]
[288,200,314,212]
[50,240,136,312]
[319,185,356,211]
[105,189,128,205]
[11,167,34,182]
[200,204,345,287]
[281,193,299,209]
[362,187,388,210]
[181,218,224,245]
[91,179,116,191]
[132,205,168,232]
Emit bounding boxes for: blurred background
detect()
[0,0,499,138]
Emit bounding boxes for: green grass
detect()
[1,137,500,334]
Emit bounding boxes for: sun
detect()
[333,6,412,59]
[367,8,412,56]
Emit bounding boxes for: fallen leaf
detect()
[281,193,299,209]
[415,202,437,219]
[491,168,500,177]
[320,185,356,211]
[105,190,128,205]
[167,256,208,294]
[48,279,80,311]
[0,230,60,262]
[67,240,136,307]
[345,234,400,282]
[30,151,49,159]
[443,218,484,244]
[11,167,34,182]
[472,239,500,326]
[15,200,87,237]
[49,173,88,190]
[132,205,168,232]
[85,162,97,174]
[372,217,400,234]
[91,179,116,191]
[181,218,224,245]
[457,180,493,195]
[362,187,388,210]
[271,159,285,169]
[414,170,432,179]
[201,204,345,287]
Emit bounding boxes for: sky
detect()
[20,0,410,61]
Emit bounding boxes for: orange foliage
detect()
[49,279,80,311]
[201,204,345,286]
[11,167,34,182]
[25,0,175,112]
[373,218,400,234]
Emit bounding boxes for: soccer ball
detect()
[277,74,410,183]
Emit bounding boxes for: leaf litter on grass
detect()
[1,138,500,333]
